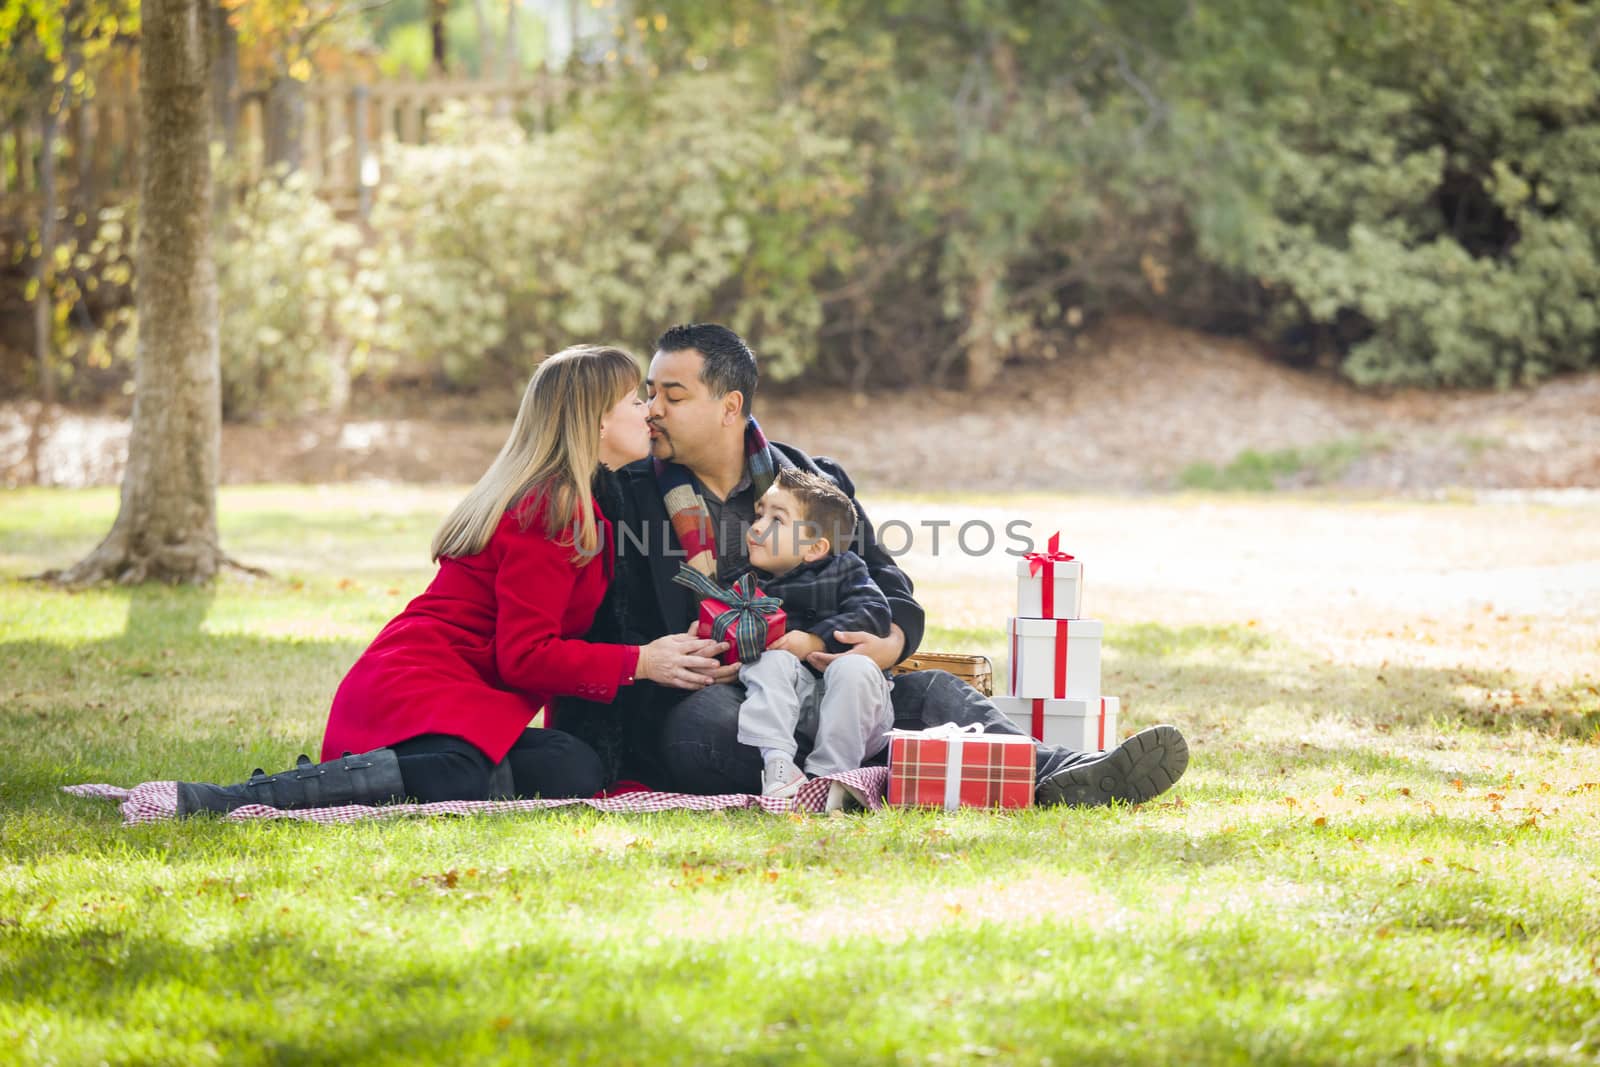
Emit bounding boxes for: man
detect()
[557,323,1188,805]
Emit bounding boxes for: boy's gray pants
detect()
[736,650,894,777]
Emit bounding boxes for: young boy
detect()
[735,467,895,800]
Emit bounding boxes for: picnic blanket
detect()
[62,766,889,825]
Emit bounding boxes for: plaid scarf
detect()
[654,416,777,577]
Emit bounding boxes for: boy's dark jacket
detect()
[746,550,892,657]
[556,441,924,786]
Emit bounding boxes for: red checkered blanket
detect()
[62,766,889,825]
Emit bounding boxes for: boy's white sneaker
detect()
[824,781,851,813]
[760,754,807,799]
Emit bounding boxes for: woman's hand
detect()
[636,633,727,690]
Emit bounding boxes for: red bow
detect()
[1025,532,1075,578]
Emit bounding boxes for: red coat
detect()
[321,497,639,764]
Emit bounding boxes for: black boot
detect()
[176,749,406,817]
[1035,725,1189,807]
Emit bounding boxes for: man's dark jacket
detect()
[556,442,924,786]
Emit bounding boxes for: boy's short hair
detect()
[774,467,857,556]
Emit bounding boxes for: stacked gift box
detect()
[886,532,1118,811]
[990,532,1119,753]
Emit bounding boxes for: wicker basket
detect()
[890,651,994,697]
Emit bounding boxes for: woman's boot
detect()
[176,749,405,817]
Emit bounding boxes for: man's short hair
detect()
[775,466,857,556]
[655,323,757,417]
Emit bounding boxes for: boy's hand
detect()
[772,630,826,658]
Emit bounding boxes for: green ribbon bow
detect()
[671,565,784,664]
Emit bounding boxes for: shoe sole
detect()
[1035,724,1189,807]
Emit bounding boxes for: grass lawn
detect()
[2,486,1598,1065]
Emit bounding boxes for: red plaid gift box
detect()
[886,724,1035,811]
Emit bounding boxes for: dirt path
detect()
[4,317,1598,491]
[880,495,1600,687]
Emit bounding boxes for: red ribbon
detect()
[1053,619,1069,699]
[1025,532,1076,617]
[1028,696,1104,747]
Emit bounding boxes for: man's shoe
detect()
[1035,724,1189,807]
[760,754,807,799]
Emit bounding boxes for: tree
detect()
[429,0,449,73]
[52,0,233,584]
[226,0,393,172]
[0,0,131,441]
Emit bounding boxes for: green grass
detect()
[3,488,1599,1065]
[1179,438,1387,492]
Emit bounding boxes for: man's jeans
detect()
[660,667,1095,795]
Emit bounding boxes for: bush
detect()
[215,170,382,419]
[1185,0,1600,388]
[59,172,381,420]
[371,73,854,384]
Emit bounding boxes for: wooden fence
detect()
[0,71,592,224]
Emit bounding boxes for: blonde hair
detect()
[432,345,642,563]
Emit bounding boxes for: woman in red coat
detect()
[176,345,725,815]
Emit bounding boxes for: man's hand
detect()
[805,623,905,672]
[771,630,826,659]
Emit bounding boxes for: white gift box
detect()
[993,695,1120,752]
[1016,557,1083,619]
[1005,616,1103,700]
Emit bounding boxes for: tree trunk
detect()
[33,102,60,410]
[32,10,81,410]
[54,0,229,585]
[263,74,305,172]
[506,0,524,77]
[211,2,240,155]
[963,267,1004,391]
[471,0,490,78]
[430,0,449,74]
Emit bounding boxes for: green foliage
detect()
[637,0,1600,388]
[214,170,383,420]
[67,173,382,420]
[1182,0,1600,387]
[1178,438,1383,492]
[372,73,853,383]
[15,0,1600,399]
[639,0,1193,384]
[377,3,550,78]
